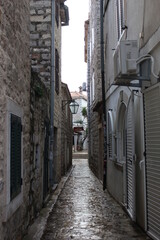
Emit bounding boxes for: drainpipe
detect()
[87,20,91,164]
[49,0,55,187]
[100,0,107,190]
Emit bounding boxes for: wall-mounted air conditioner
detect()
[113,40,139,82]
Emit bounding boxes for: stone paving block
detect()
[41,159,151,240]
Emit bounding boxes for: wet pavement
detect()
[41,158,150,240]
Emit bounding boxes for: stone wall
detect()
[30,71,50,219]
[30,0,52,87]
[88,0,104,181]
[61,83,72,176]
[0,0,31,239]
[30,0,62,184]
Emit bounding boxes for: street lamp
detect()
[62,100,79,114]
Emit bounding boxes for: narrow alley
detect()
[39,156,150,240]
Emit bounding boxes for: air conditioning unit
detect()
[113,40,139,82]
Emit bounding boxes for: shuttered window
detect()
[144,85,160,239]
[108,113,113,159]
[55,49,59,95]
[10,114,22,200]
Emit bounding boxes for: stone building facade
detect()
[87,0,160,239]
[30,0,69,222]
[0,0,70,238]
[61,83,72,176]
[71,89,88,151]
[0,1,31,239]
[103,1,160,239]
[86,0,104,181]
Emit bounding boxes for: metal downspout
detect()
[100,0,107,190]
[87,21,91,164]
[49,0,55,187]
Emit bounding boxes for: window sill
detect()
[114,160,124,171]
[2,191,23,222]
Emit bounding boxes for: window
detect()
[10,114,22,200]
[55,49,59,95]
[116,0,125,40]
[90,72,95,102]
[108,112,113,159]
[3,99,23,222]
[117,103,126,163]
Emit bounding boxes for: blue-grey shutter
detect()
[144,85,160,240]
[10,114,22,200]
[126,93,136,221]
[108,113,113,159]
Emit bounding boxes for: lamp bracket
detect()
[62,100,73,110]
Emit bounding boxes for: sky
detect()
[62,0,89,92]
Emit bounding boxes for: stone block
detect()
[30,33,40,40]
[30,1,51,9]
[30,15,51,23]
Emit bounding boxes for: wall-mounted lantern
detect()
[62,99,79,114]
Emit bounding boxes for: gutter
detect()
[49,0,55,187]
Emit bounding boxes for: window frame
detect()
[117,102,126,163]
[116,0,126,40]
[10,113,22,200]
[3,99,23,222]
[55,48,60,95]
[90,72,95,103]
[108,111,114,160]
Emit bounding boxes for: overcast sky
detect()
[62,0,89,92]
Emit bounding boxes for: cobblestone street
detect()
[41,158,150,240]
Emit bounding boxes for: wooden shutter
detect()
[10,114,22,200]
[144,85,160,240]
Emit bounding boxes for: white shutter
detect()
[126,92,136,221]
[108,112,113,159]
[144,84,160,240]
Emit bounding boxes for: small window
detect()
[55,49,59,95]
[10,114,22,200]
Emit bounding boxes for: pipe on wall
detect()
[100,0,107,190]
[49,0,55,187]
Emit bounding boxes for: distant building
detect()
[71,88,88,151]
